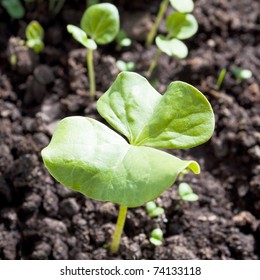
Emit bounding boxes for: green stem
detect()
[145,0,170,47]
[147,49,161,78]
[110,205,128,254]
[86,49,96,98]
[216,68,227,91]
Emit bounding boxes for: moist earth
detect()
[0,0,259,259]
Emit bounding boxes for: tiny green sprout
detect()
[178,182,198,202]
[25,21,44,53]
[216,68,227,91]
[149,228,163,246]
[1,0,25,19]
[116,60,135,72]
[146,201,164,218]
[147,1,198,77]
[67,3,119,98]
[41,71,214,253]
[231,67,252,82]
[116,30,132,50]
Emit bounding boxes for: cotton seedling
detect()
[41,71,214,253]
[67,3,119,97]
[116,30,132,50]
[116,60,135,72]
[216,68,227,91]
[149,228,164,246]
[146,0,198,77]
[146,201,164,218]
[178,182,198,202]
[231,67,252,82]
[25,20,44,53]
[146,0,195,46]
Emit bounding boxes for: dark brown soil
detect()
[0,0,259,260]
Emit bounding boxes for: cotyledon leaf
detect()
[97,72,214,149]
[96,72,161,143]
[80,3,119,45]
[41,116,200,207]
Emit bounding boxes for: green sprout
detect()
[147,0,198,77]
[146,201,164,218]
[25,21,44,53]
[116,30,132,50]
[149,228,164,246]
[1,0,25,19]
[41,71,214,253]
[178,182,198,202]
[67,3,119,98]
[146,0,195,46]
[216,68,227,91]
[116,60,135,72]
[231,67,252,82]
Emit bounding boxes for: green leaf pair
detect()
[42,72,214,207]
[156,0,198,59]
[67,3,119,48]
[25,21,44,53]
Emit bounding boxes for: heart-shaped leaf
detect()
[42,117,199,207]
[170,0,194,13]
[156,35,188,59]
[80,3,119,45]
[166,12,198,40]
[97,72,214,149]
[67,25,97,50]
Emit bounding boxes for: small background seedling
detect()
[42,72,214,253]
[116,60,135,72]
[146,0,195,46]
[231,67,252,82]
[25,20,44,53]
[178,182,198,202]
[147,0,198,77]
[116,30,132,50]
[149,228,164,246]
[67,3,119,97]
[1,0,25,19]
[216,68,227,91]
[146,201,164,218]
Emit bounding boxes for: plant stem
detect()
[86,49,96,98]
[147,49,161,78]
[145,0,169,47]
[110,205,128,253]
[216,68,227,91]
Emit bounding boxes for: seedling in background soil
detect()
[216,68,227,91]
[231,67,252,82]
[0,0,25,19]
[25,20,44,53]
[116,29,132,50]
[147,1,198,77]
[41,71,214,253]
[116,60,135,72]
[149,228,164,246]
[146,201,164,218]
[146,0,195,46]
[67,3,119,97]
[178,182,198,202]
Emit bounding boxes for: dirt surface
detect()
[0,0,259,259]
